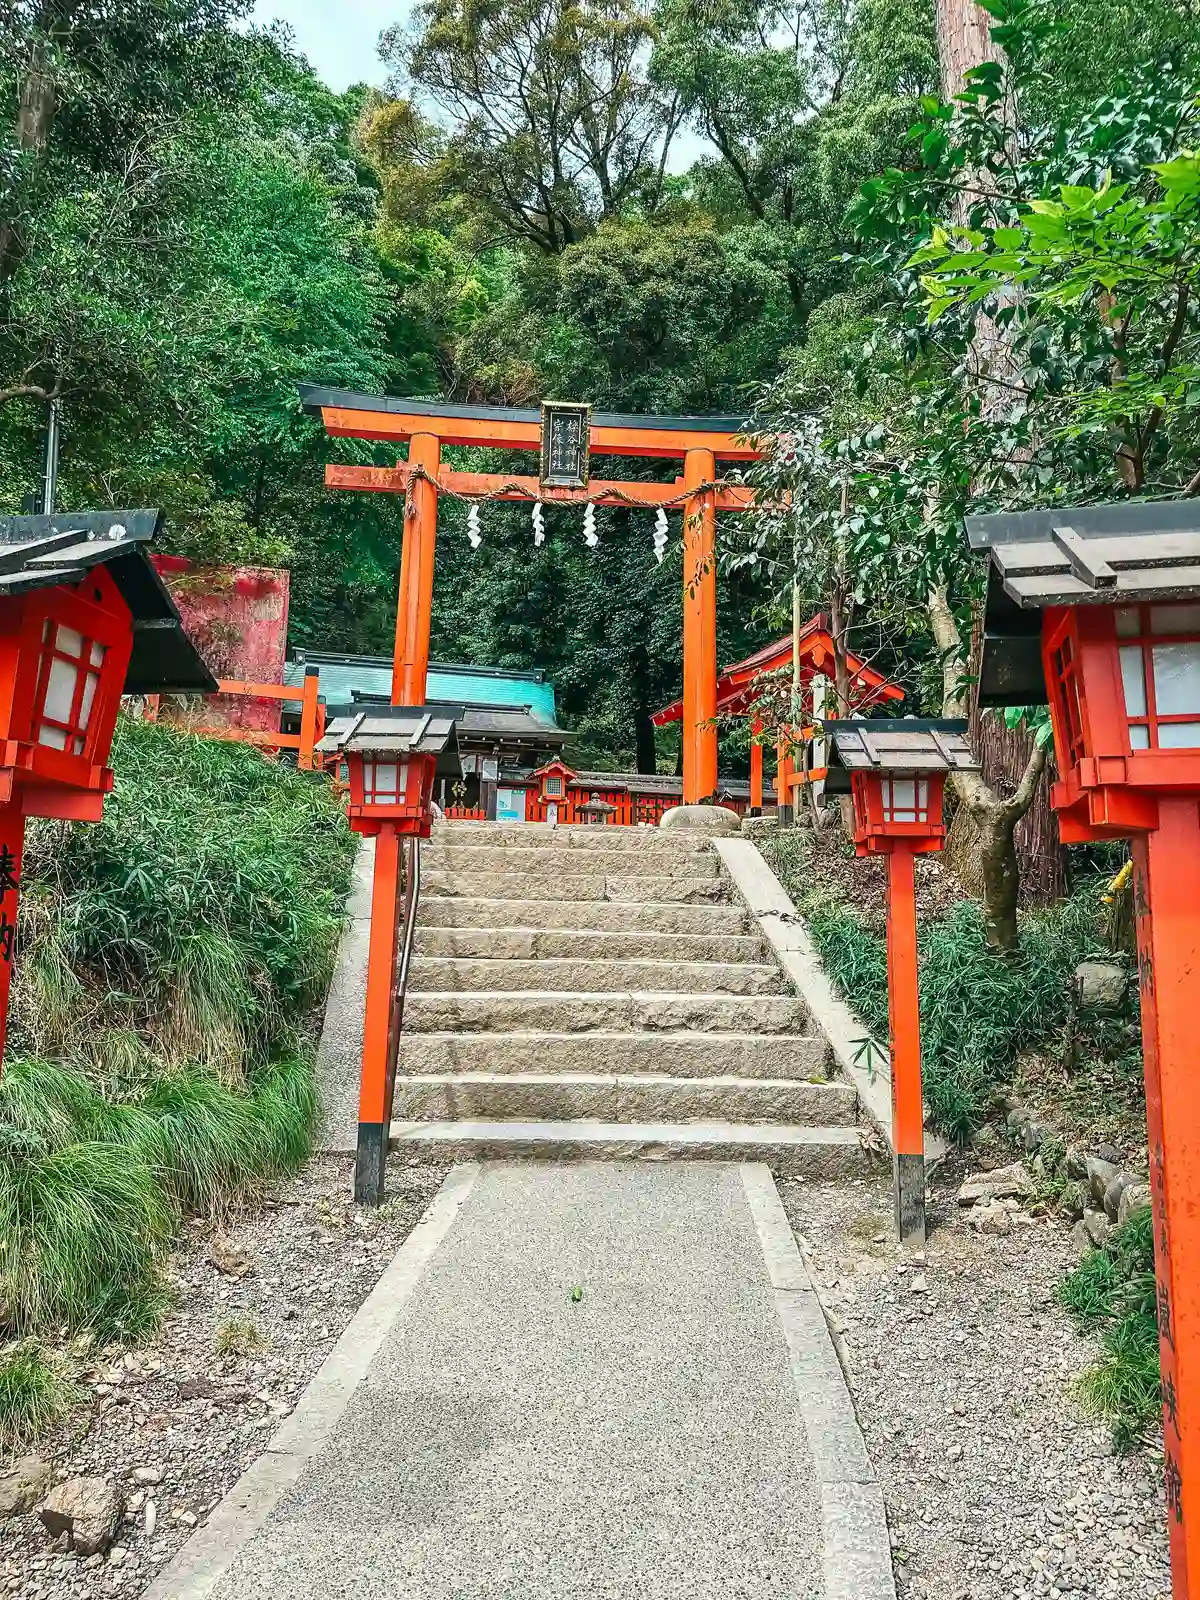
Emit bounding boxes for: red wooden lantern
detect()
[0,509,216,1071]
[827,720,979,1249]
[317,707,462,840]
[531,758,576,824]
[970,499,1200,1600]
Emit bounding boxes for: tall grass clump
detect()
[0,721,354,1355]
[0,1341,82,1451]
[1058,1208,1160,1450]
[800,883,1109,1139]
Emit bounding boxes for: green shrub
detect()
[1059,1209,1160,1450]
[0,1342,82,1451]
[797,886,1109,1139]
[14,719,356,1081]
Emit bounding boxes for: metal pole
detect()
[42,398,61,515]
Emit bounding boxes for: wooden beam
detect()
[324,462,758,512]
[319,406,762,462]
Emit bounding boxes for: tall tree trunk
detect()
[927,0,1053,952]
[634,709,657,774]
[1,32,59,287]
[930,585,1048,949]
[936,0,1004,95]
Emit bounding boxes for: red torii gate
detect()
[299,386,763,802]
[651,614,905,810]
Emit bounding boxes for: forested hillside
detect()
[3,0,1199,767]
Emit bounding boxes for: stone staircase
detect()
[391,820,866,1174]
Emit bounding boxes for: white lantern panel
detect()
[55,625,85,661]
[1158,722,1200,750]
[39,724,68,750]
[1115,609,1140,638]
[43,657,78,724]
[79,669,100,729]
[886,778,918,821]
[1151,605,1200,636]
[368,761,400,799]
[90,641,105,668]
[1119,647,1147,717]
[1152,644,1200,717]
[1129,724,1151,750]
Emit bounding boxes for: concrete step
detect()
[417,899,752,934]
[413,926,767,963]
[387,1118,868,1177]
[423,871,731,904]
[403,991,809,1034]
[394,1071,857,1124]
[422,844,720,878]
[398,1030,829,1080]
[431,822,698,852]
[407,956,784,996]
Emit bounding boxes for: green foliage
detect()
[214,1316,266,1357]
[1059,1208,1160,1450]
[0,1342,82,1453]
[13,720,355,1080]
[770,836,1108,1137]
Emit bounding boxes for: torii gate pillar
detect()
[393,432,440,704]
[682,447,718,802]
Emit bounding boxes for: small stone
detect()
[957,1162,1032,1206]
[1021,1121,1049,1154]
[1086,1157,1120,1208]
[1093,1141,1124,1166]
[38,1478,124,1557]
[910,1273,929,1294]
[129,1467,163,1487]
[107,1547,128,1568]
[1118,1181,1152,1226]
[1083,1210,1111,1248]
[1074,961,1128,1012]
[1064,1145,1089,1181]
[144,1501,158,1538]
[208,1234,253,1279]
[969,1199,1013,1236]
[0,1456,52,1518]
[1103,1171,1133,1222]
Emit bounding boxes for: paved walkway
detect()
[148,1163,894,1600]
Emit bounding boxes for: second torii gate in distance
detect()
[299,386,763,803]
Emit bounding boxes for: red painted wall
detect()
[152,558,290,732]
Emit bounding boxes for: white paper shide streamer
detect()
[583,502,598,548]
[532,502,545,547]
[467,502,481,549]
[653,506,668,564]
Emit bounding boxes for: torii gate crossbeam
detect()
[300,386,763,803]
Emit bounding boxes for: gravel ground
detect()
[783,1166,1171,1600]
[3,1155,449,1600]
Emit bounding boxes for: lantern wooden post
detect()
[316,706,461,1205]
[356,821,402,1203]
[750,719,764,814]
[1132,802,1200,1585]
[393,432,440,706]
[682,446,717,804]
[886,840,926,1246]
[0,804,25,1069]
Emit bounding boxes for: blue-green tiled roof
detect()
[285,652,558,724]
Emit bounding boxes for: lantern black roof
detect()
[967,499,1200,704]
[824,720,977,795]
[316,706,463,778]
[0,509,217,694]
